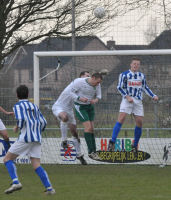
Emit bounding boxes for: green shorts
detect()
[74,103,95,122]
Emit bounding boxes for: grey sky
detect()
[96,5,165,45]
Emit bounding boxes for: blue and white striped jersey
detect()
[117,70,156,100]
[13,100,47,143]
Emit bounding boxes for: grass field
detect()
[0,164,171,200]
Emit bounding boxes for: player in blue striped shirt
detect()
[3,85,55,195]
[108,57,158,151]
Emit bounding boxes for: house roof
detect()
[12,36,108,69]
[149,30,171,49]
[115,45,148,50]
[147,30,171,64]
[115,30,171,50]
[113,30,171,67]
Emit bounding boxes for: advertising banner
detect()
[0,137,170,165]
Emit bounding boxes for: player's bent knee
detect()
[63,117,68,122]
[58,112,69,122]
[136,122,142,127]
[0,131,8,138]
[3,135,9,140]
[85,128,93,133]
[118,116,126,123]
[118,112,127,123]
[61,115,69,122]
[135,118,143,127]
[3,157,9,163]
[30,158,41,170]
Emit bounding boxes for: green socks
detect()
[84,132,96,154]
[91,134,96,153]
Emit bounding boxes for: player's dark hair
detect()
[16,85,29,99]
[79,71,90,77]
[131,57,141,62]
[92,72,103,80]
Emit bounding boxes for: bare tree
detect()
[0,0,108,68]
[144,18,158,44]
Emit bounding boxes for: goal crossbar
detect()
[34,49,171,57]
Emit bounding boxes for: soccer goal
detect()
[33,49,171,165]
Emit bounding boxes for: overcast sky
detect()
[97,6,165,45]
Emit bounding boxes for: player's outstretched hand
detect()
[90,98,99,104]
[79,97,88,103]
[7,112,14,116]
[153,96,159,101]
[13,126,18,133]
[126,95,133,103]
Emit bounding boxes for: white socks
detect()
[73,137,82,157]
[60,122,68,141]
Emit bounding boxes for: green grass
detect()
[0,164,171,200]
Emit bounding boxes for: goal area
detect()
[33,49,171,165]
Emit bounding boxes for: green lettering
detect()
[125,139,132,151]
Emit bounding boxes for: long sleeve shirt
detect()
[71,78,102,104]
[117,70,156,100]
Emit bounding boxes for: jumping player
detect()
[52,71,90,165]
[108,57,158,151]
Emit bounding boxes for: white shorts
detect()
[9,140,41,158]
[119,98,144,116]
[0,119,6,131]
[52,106,76,125]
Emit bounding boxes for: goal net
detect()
[34,50,171,165]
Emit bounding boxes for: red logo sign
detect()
[128,81,142,86]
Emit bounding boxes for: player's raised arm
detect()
[0,106,14,116]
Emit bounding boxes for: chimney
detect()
[107,40,115,50]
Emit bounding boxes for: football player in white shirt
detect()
[108,57,158,152]
[52,71,90,165]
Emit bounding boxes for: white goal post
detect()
[33,49,171,107]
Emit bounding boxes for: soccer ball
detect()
[94,7,105,19]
